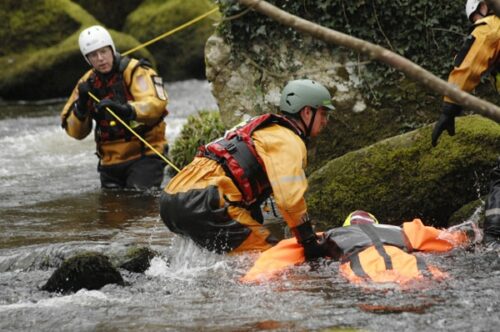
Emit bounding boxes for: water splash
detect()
[146,236,229,282]
[439,209,484,246]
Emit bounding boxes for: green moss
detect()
[0,0,79,56]
[448,198,485,228]
[120,246,158,273]
[124,0,220,80]
[307,115,500,228]
[169,110,225,175]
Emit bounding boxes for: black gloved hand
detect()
[291,219,326,261]
[302,237,327,261]
[96,99,136,121]
[431,102,462,147]
[74,81,92,120]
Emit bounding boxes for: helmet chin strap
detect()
[299,107,317,138]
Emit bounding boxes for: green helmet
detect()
[279,79,335,114]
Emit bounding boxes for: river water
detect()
[0,80,499,331]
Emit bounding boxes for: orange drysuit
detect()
[444,15,500,104]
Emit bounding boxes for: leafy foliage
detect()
[169,110,225,174]
[216,0,469,99]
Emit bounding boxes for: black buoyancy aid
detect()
[324,224,413,259]
[87,55,155,143]
[197,114,305,206]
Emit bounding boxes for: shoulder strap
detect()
[358,224,393,270]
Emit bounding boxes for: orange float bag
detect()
[402,219,469,251]
[339,245,447,284]
[241,237,305,283]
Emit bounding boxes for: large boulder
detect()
[0,0,152,100]
[208,1,500,171]
[205,33,364,124]
[123,0,219,81]
[306,115,500,228]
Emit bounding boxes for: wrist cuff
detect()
[291,221,317,244]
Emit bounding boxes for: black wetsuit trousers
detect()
[98,155,165,190]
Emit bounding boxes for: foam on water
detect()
[0,290,112,312]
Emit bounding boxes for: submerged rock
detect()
[119,246,158,273]
[41,252,124,294]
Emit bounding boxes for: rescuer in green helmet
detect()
[160,79,334,259]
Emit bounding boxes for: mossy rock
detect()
[119,246,158,273]
[41,252,124,294]
[123,0,219,81]
[0,0,78,56]
[308,76,463,173]
[169,110,225,175]
[448,198,485,228]
[307,115,500,228]
[0,0,152,100]
[72,0,144,30]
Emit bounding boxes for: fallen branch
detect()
[237,0,500,123]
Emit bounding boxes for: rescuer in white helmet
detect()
[61,25,169,190]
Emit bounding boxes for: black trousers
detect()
[159,186,255,253]
[98,155,165,190]
[484,160,500,243]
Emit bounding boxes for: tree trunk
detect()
[237,0,500,123]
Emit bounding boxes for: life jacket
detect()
[197,114,305,207]
[324,224,433,281]
[86,55,157,143]
[323,224,413,259]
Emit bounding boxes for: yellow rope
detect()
[122,7,219,56]
[88,92,181,173]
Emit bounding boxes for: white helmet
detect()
[78,25,116,64]
[465,0,482,21]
